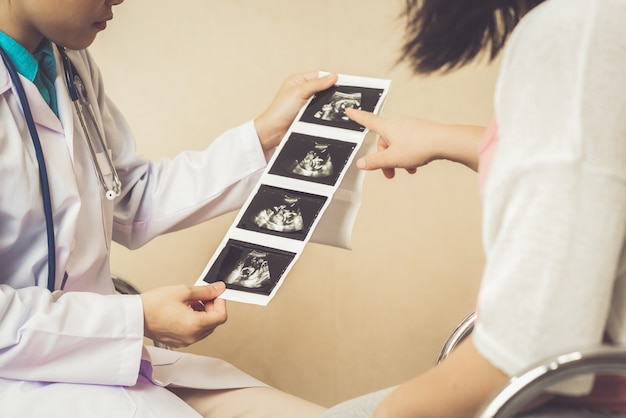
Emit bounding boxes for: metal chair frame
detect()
[436,311,477,364]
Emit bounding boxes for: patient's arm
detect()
[372,336,508,418]
[345,108,485,178]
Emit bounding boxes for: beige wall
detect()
[90,0,499,408]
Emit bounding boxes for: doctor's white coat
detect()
[0,47,268,417]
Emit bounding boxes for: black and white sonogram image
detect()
[300,85,385,131]
[202,240,295,295]
[237,185,327,241]
[268,133,357,186]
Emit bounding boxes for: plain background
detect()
[90,0,500,408]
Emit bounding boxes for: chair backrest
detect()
[440,312,626,417]
[476,346,626,418]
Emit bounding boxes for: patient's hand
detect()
[346,108,484,178]
[141,283,227,348]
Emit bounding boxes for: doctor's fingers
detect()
[163,301,227,347]
[192,296,227,323]
[186,282,226,302]
[284,71,338,99]
[186,285,228,323]
[186,302,228,342]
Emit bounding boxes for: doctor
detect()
[0,0,336,416]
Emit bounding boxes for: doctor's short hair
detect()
[399,0,546,74]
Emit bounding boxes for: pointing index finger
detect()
[345,108,380,132]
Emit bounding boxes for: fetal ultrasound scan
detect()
[201,240,295,296]
[224,249,270,289]
[299,85,385,131]
[253,194,304,233]
[268,133,357,186]
[314,91,361,122]
[237,185,327,241]
[292,142,334,178]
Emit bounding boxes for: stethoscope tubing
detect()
[0,46,57,292]
[0,44,120,292]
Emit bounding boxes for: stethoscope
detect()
[0,44,122,292]
[59,47,122,201]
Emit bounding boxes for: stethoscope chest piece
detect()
[105,189,117,200]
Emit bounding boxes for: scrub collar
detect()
[0,31,58,115]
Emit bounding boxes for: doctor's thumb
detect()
[189,282,226,302]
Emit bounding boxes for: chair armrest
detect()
[476,346,626,418]
[112,276,142,296]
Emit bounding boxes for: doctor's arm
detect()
[0,282,228,383]
[106,70,338,249]
[345,108,485,178]
[0,285,145,385]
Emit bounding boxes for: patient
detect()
[321,0,626,417]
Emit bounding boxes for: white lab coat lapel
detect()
[50,49,114,292]
[17,67,63,136]
[0,58,78,290]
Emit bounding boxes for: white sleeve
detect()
[110,116,268,249]
[72,50,269,249]
[0,285,144,385]
[473,0,626,396]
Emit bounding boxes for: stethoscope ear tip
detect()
[105,190,117,200]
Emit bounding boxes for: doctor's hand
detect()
[346,108,483,178]
[140,282,227,348]
[254,71,338,152]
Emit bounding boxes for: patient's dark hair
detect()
[400,0,545,74]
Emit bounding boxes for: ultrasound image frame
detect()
[237,185,327,241]
[201,240,296,296]
[195,73,391,305]
[299,85,385,131]
[268,133,357,186]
